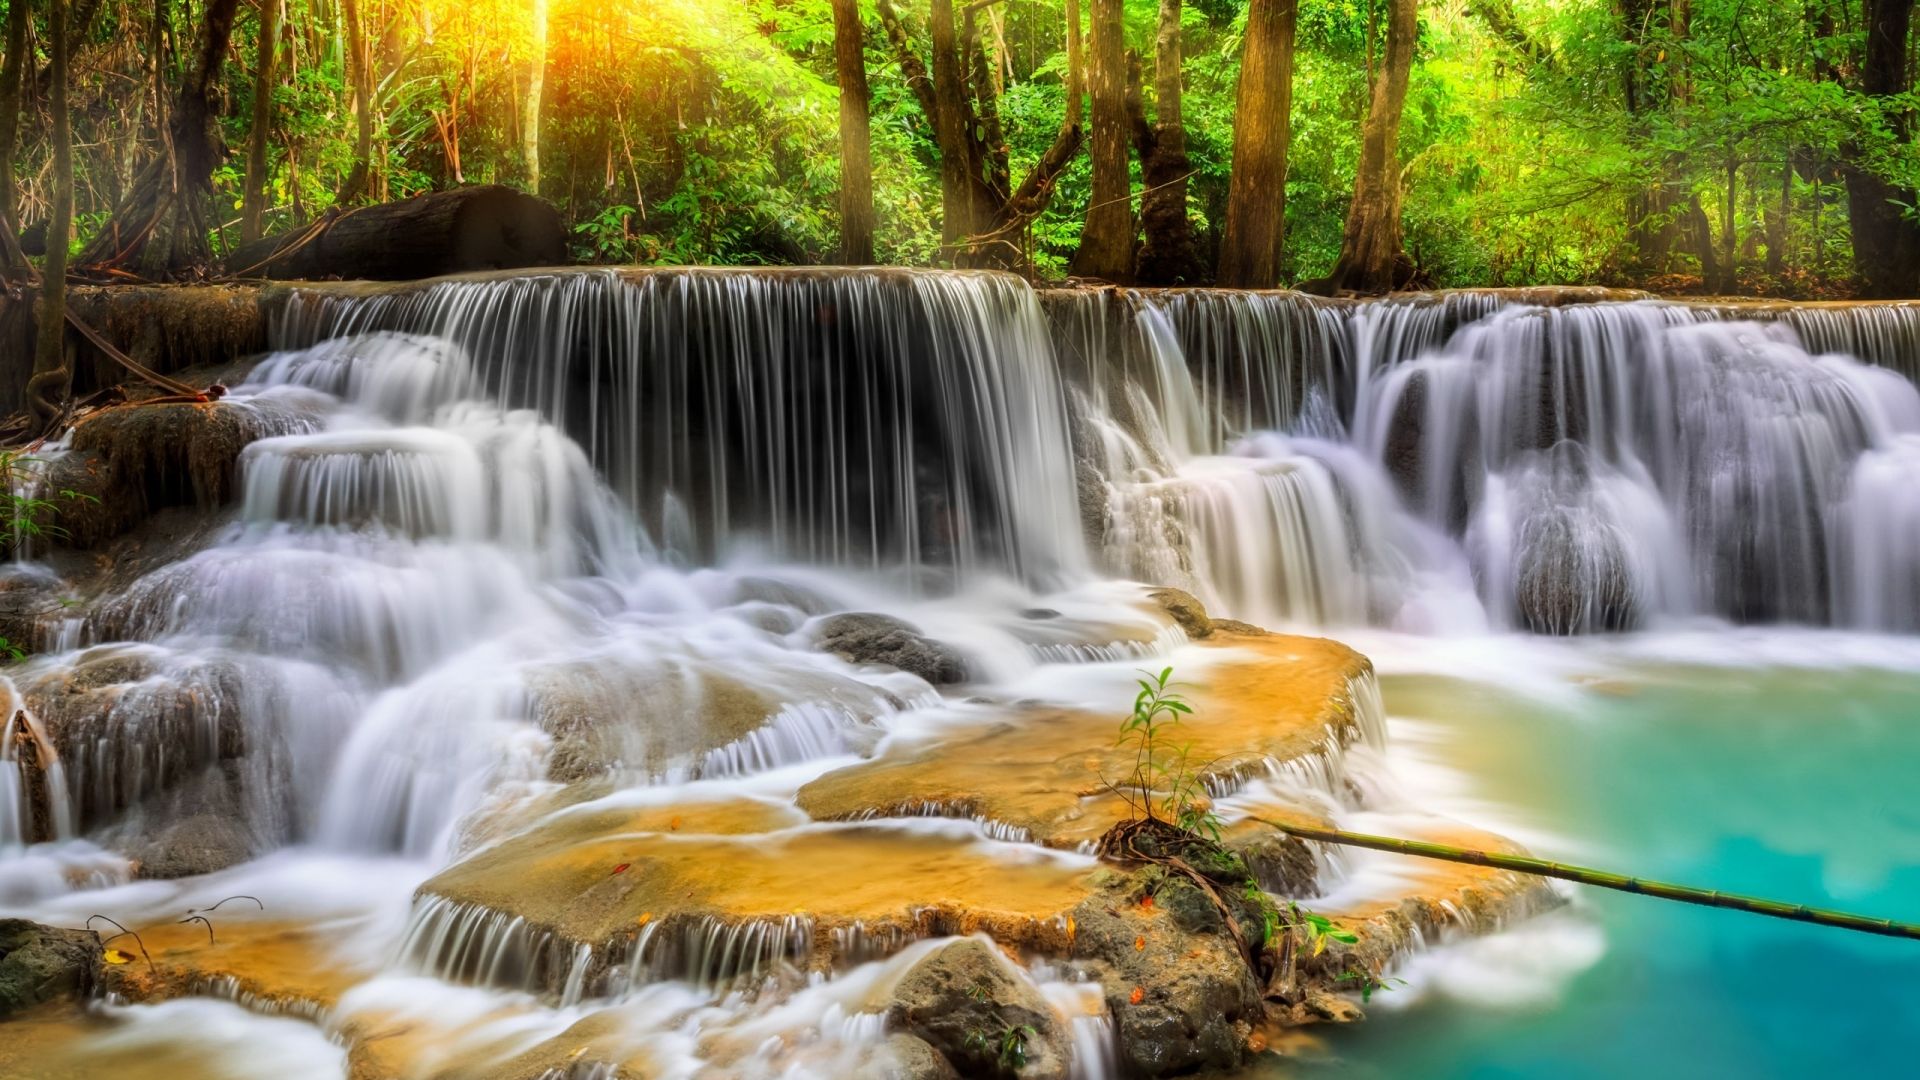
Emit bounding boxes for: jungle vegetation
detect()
[0,0,1917,297]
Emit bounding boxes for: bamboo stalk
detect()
[1254,818,1920,941]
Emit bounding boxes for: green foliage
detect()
[0,451,93,554]
[6,0,1910,291]
[1336,965,1405,1003]
[965,1021,1038,1071]
[1115,666,1219,833]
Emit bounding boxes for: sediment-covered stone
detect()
[0,920,103,1020]
[797,630,1377,851]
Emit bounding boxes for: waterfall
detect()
[274,269,1087,590]
[1050,288,1920,633]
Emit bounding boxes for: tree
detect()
[1321,0,1417,294]
[30,0,74,433]
[876,0,1085,269]
[833,0,876,264]
[0,0,31,276]
[524,0,549,194]
[242,0,285,244]
[1072,0,1132,280]
[75,0,242,275]
[1134,0,1202,284]
[338,0,375,202]
[1216,0,1297,288]
[1846,0,1920,297]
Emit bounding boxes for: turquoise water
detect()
[1297,640,1920,1079]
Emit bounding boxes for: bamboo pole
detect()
[1254,818,1920,941]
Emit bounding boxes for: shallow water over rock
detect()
[5,272,1920,1077]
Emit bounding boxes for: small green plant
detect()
[966,1022,1037,1071]
[0,450,97,554]
[1291,903,1360,956]
[1336,966,1406,1003]
[1116,667,1219,836]
[1109,668,1359,974]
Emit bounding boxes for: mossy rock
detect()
[0,920,102,1020]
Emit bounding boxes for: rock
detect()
[127,810,257,879]
[1071,872,1264,1078]
[813,612,970,685]
[860,1033,960,1080]
[0,919,102,1019]
[884,939,1069,1080]
[729,575,837,616]
[1146,587,1212,639]
[1513,507,1642,635]
[0,564,67,658]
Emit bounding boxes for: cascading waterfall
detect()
[11,267,1920,1077]
[274,269,1087,590]
[1067,287,1920,634]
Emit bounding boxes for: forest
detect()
[0,0,1916,302]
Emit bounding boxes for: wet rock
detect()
[0,564,68,658]
[1071,871,1264,1078]
[885,939,1069,1080]
[100,765,260,879]
[863,1033,960,1080]
[0,919,102,1019]
[533,664,780,783]
[1512,507,1643,635]
[21,648,252,830]
[729,575,837,616]
[1146,587,1211,639]
[813,612,970,685]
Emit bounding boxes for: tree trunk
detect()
[1322,0,1417,293]
[74,0,241,276]
[1134,0,1200,284]
[0,0,31,276]
[1216,0,1297,288]
[833,0,876,264]
[876,0,1083,270]
[523,0,548,193]
[1766,156,1789,278]
[930,0,986,249]
[1072,0,1133,281]
[223,185,567,280]
[31,0,74,433]
[339,0,374,202]
[1846,0,1920,298]
[242,0,284,244]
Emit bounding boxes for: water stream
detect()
[5,269,1919,1077]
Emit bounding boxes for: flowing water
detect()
[4,269,1920,1076]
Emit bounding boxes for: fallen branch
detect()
[1254,819,1920,941]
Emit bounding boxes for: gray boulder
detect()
[814,613,970,685]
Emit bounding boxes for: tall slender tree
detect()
[1072,0,1132,280]
[1134,0,1201,284]
[1216,0,1297,287]
[242,0,285,244]
[524,0,549,193]
[0,0,31,275]
[1321,0,1417,294]
[30,0,74,433]
[833,0,876,264]
[1847,0,1920,297]
[338,0,375,202]
[875,0,1084,269]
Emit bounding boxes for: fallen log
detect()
[222,185,568,281]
